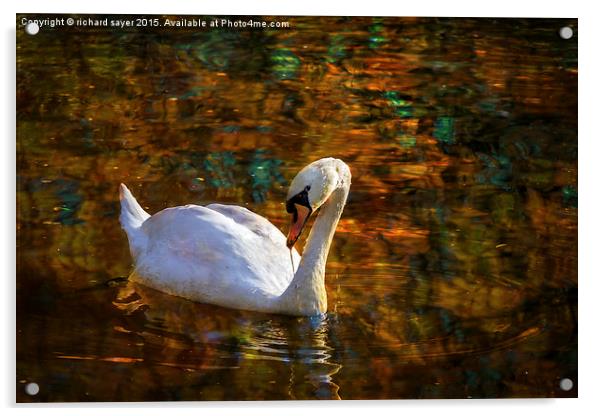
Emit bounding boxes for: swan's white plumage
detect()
[119,158,351,316]
[120,193,301,312]
[119,184,150,259]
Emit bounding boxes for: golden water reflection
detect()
[114,282,343,399]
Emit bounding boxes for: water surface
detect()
[17,15,577,401]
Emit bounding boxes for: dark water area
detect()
[16,15,577,401]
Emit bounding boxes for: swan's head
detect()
[285,158,351,248]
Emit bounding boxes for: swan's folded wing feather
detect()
[206,204,285,244]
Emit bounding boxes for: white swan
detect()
[119,158,351,316]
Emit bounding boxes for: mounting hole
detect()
[559,378,573,391]
[25,382,39,396]
[25,22,40,36]
[559,26,573,40]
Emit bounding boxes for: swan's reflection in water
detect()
[113,281,342,399]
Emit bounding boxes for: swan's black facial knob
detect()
[286,185,311,214]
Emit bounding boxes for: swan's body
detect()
[120,158,351,316]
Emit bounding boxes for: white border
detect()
[4,0,585,17]
[4,1,600,415]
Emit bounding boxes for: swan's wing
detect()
[206,203,286,244]
[133,204,301,308]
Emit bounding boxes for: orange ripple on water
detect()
[56,354,143,364]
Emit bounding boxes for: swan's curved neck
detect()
[277,181,349,315]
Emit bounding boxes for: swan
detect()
[119,157,351,316]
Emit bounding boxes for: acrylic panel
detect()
[16,14,577,401]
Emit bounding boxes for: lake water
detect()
[16,15,577,401]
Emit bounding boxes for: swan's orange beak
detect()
[286,203,311,248]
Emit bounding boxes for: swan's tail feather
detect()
[119,183,150,259]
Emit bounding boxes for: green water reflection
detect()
[17,15,577,401]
